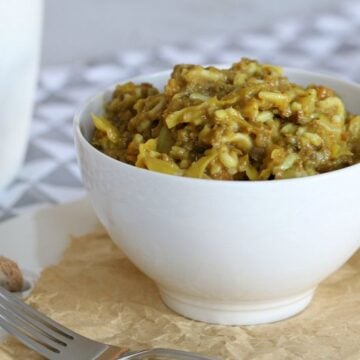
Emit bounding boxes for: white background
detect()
[42,0,338,65]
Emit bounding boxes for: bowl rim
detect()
[74,66,360,187]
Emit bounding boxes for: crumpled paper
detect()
[1,230,360,360]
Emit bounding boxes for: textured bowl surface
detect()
[74,68,360,325]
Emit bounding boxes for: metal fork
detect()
[0,287,217,360]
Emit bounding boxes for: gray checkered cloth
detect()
[1,0,360,221]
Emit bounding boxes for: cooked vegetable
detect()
[91,58,360,180]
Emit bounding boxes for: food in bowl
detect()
[75,66,360,325]
[91,58,360,180]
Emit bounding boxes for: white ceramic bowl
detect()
[74,68,360,325]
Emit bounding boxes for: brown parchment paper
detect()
[1,230,360,360]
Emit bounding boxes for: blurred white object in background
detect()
[0,0,43,189]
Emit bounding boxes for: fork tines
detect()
[0,286,73,358]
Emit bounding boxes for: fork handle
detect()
[120,347,217,359]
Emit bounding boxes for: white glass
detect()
[0,0,43,189]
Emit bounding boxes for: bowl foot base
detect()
[159,287,316,325]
